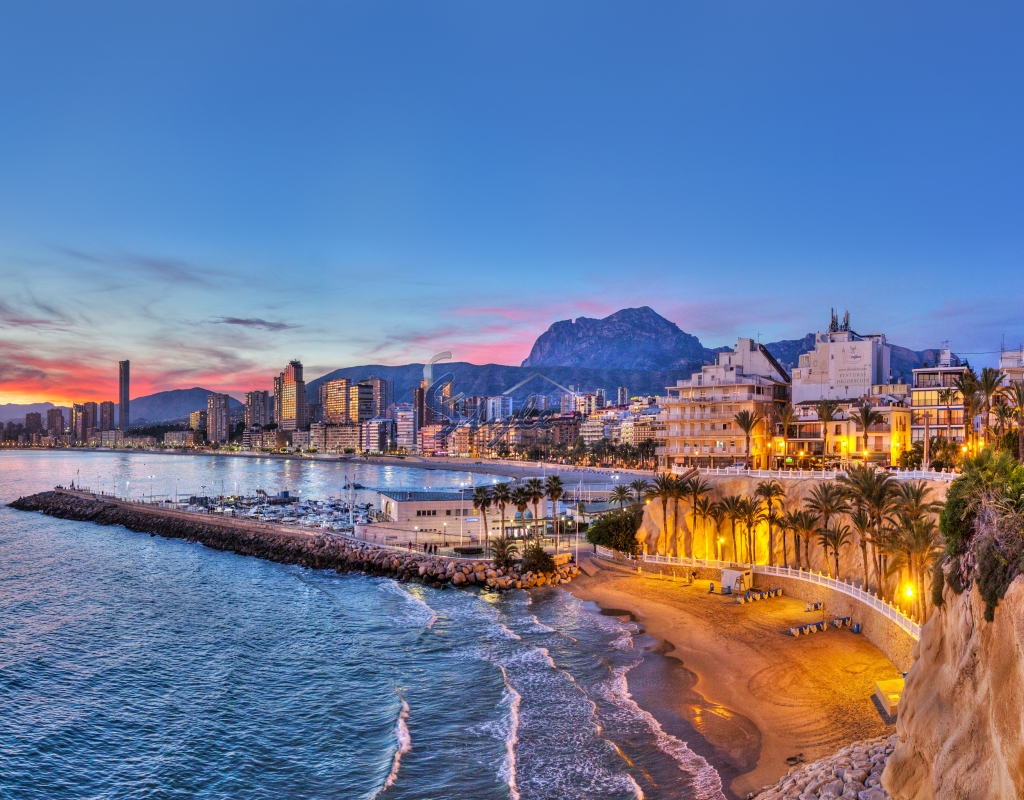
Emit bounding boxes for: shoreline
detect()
[567,558,901,798]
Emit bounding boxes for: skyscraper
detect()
[207,394,231,443]
[617,386,629,407]
[320,379,351,423]
[190,410,207,431]
[364,377,394,419]
[73,402,98,441]
[46,408,65,436]
[99,401,116,431]
[118,360,130,430]
[24,412,42,434]
[276,360,308,431]
[244,390,271,428]
[349,383,374,423]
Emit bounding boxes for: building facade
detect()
[349,383,374,424]
[659,338,790,470]
[394,404,419,451]
[189,409,207,431]
[308,422,361,452]
[99,401,116,432]
[244,390,271,428]
[46,408,65,436]
[911,348,969,445]
[791,314,891,404]
[320,379,351,423]
[207,393,231,444]
[361,418,396,454]
[276,361,308,431]
[118,360,130,430]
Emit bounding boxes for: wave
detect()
[375,693,412,797]
[379,581,438,629]
[601,666,726,800]
[496,665,522,800]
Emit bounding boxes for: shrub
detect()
[491,535,519,571]
[585,508,642,557]
[520,543,555,574]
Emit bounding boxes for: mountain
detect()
[130,388,243,424]
[521,307,715,370]
[307,363,693,407]
[0,402,71,424]
[522,307,938,384]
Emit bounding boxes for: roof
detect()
[380,490,468,502]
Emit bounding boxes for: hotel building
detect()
[99,401,116,432]
[659,338,790,470]
[911,348,969,445]
[244,390,271,428]
[791,315,891,404]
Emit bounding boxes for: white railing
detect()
[595,545,635,563]
[637,551,921,640]
[755,565,921,639]
[693,466,958,483]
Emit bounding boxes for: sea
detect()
[0,451,725,799]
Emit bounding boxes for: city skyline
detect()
[2,3,1022,404]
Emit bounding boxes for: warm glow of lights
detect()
[904,584,914,598]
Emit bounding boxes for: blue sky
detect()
[1,1,1021,402]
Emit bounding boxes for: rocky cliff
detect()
[520,306,716,370]
[882,577,1024,799]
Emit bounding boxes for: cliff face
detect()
[882,577,1024,799]
[520,306,715,370]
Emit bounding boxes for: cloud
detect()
[0,298,74,329]
[59,247,215,285]
[213,317,297,332]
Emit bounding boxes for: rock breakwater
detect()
[750,734,896,800]
[9,491,579,591]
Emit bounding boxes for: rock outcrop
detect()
[9,491,579,592]
[882,577,1024,799]
[751,734,896,800]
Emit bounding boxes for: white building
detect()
[394,404,418,451]
[791,314,891,404]
[485,396,513,422]
[999,347,1024,385]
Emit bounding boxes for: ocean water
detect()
[0,451,723,799]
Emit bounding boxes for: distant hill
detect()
[130,388,243,424]
[521,307,715,370]
[0,402,71,424]
[307,363,694,406]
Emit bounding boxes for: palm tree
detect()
[818,522,852,579]
[978,366,1006,442]
[646,474,676,556]
[708,502,727,561]
[524,478,545,545]
[953,368,979,447]
[804,481,849,572]
[685,476,712,559]
[755,480,786,565]
[719,494,744,563]
[629,478,650,506]
[473,485,492,554]
[849,507,873,590]
[611,486,632,509]
[853,403,884,461]
[778,402,794,469]
[491,534,519,572]
[734,410,763,468]
[492,482,512,541]
[693,496,714,561]
[545,476,564,552]
[1009,381,1024,464]
[815,399,841,466]
[993,400,1013,438]
[937,387,956,443]
[887,516,942,621]
[739,497,766,565]
[511,486,531,542]
[782,510,819,570]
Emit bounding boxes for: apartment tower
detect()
[118,360,130,430]
[207,394,231,443]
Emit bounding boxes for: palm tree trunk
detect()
[794,534,802,568]
[781,528,788,568]
[860,542,869,591]
[661,499,668,556]
[731,521,738,563]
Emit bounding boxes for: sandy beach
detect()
[568,559,901,799]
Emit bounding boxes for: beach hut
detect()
[722,568,752,593]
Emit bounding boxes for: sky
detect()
[1,1,1022,404]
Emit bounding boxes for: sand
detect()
[568,558,901,799]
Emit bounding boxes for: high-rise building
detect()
[276,361,308,431]
[46,408,65,436]
[349,383,374,424]
[320,379,351,423]
[99,401,116,431]
[394,404,418,451]
[118,360,130,430]
[361,418,396,453]
[73,402,99,442]
[244,390,271,428]
[413,385,427,429]
[207,394,231,443]
[189,410,207,431]
[617,386,629,407]
[24,412,42,434]
[363,377,394,419]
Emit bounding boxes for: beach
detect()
[568,558,901,799]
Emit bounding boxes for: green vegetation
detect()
[585,507,642,557]
[491,535,519,571]
[520,543,555,574]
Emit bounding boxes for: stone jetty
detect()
[750,734,896,800]
[9,491,579,591]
